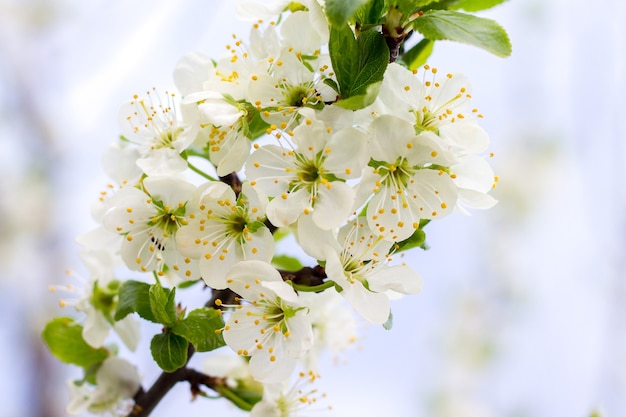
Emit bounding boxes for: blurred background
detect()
[1,0,625,416]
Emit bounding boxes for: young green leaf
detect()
[42,317,109,367]
[114,280,155,322]
[150,332,189,372]
[326,0,370,27]
[395,228,427,252]
[354,0,386,27]
[172,308,226,352]
[329,24,359,95]
[412,10,512,57]
[351,31,389,96]
[271,254,304,272]
[334,81,382,110]
[149,283,177,327]
[329,24,388,107]
[452,0,508,12]
[400,38,434,69]
[390,0,439,14]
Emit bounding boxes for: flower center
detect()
[154,127,183,150]
[282,82,319,108]
[374,157,414,190]
[149,201,187,237]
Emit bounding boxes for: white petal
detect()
[295,215,338,261]
[266,188,310,227]
[368,264,422,294]
[236,0,290,20]
[136,149,187,176]
[457,188,498,210]
[215,132,251,176]
[82,309,109,348]
[261,280,299,304]
[369,115,416,162]
[342,281,390,324]
[324,127,369,179]
[113,315,141,351]
[452,155,495,193]
[226,260,283,300]
[439,122,490,154]
[96,357,141,398]
[173,52,214,96]
[143,176,196,207]
[249,346,296,383]
[246,145,293,196]
[312,181,355,230]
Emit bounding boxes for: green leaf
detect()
[114,280,155,322]
[172,308,226,352]
[412,9,512,57]
[323,77,340,94]
[395,229,427,252]
[177,279,201,289]
[390,0,439,14]
[452,0,508,12]
[149,283,177,327]
[400,38,434,70]
[329,24,389,104]
[271,254,304,272]
[42,318,109,367]
[150,332,189,372]
[245,110,270,141]
[354,0,386,26]
[326,0,370,27]
[351,31,389,96]
[329,24,358,95]
[334,81,382,110]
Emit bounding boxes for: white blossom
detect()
[66,357,141,416]
[355,115,457,242]
[300,216,422,324]
[50,248,139,351]
[176,182,274,289]
[250,370,332,417]
[118,89,197,176]
[246,109,368,229]
[102,176,199,280]
[221,260,313,383]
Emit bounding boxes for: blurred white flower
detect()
[66,357,141,416]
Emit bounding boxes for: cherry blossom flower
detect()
[220,260,313,383]
[50,248,139,351]
[176,182,274,289]
[355,115,458,242]
[66,357,141,416]
[246,109,368,229]
[299,216,422,324]
[250,370,332,417]
[118,89,197,176]
[373,63,497,211]
[102,176,199,280]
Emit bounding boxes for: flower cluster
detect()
[44,1,503,416]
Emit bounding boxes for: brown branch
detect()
[130,360,228,417]
[128,287,237,417]
[219,172,242,195]
[279,265,327,287]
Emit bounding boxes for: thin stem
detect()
[185,148,212,161]
[187,160,218,181]
[290,280,335,293]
